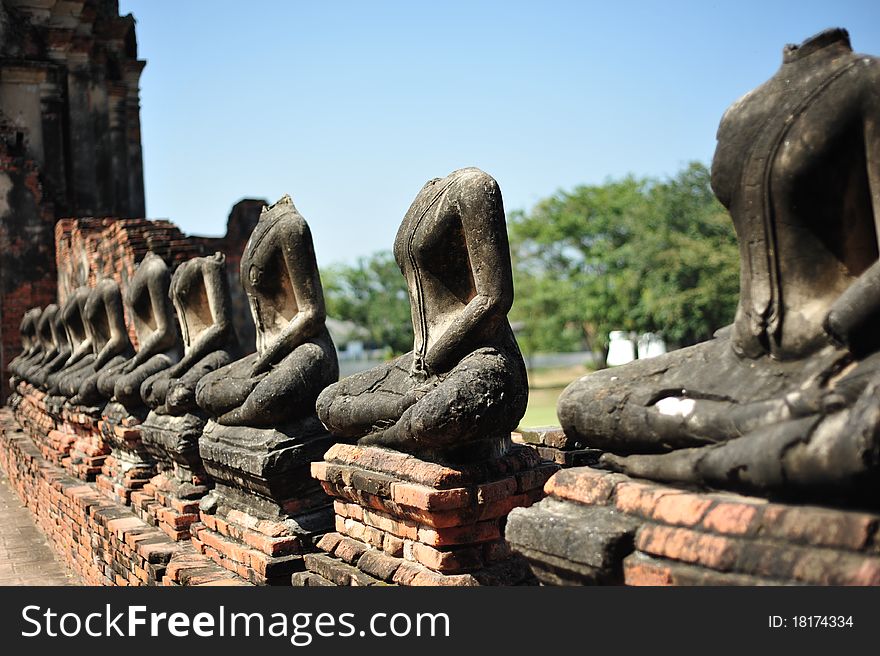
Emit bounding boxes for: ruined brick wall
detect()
[1,0,147,219]
[54,201,262,354]
[55,218,212,347]
[0,0,147,401]
[0,126,57,403]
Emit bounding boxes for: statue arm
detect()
[124,273,177,371]
[66,324,92,366]
[168,266,233,376]
[423,176,513,373]
[94,291,129,369]
[250,223,325,375]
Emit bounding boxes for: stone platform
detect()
[192,420,336,584]
[513,425,602,467]
[294,443,558,586]
[506,466,880,585]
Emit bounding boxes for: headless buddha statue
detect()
[195,196,338,429]
[47,287,94,396]
[316,167,528,463]
[32,303,72,389]
[66,279,134,407]
[94,253,181,411]
[23,304,59,384]
[9,308,41,384]
[142,252,239,415]
[558,28,880,501]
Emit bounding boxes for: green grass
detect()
[518,365,591,430]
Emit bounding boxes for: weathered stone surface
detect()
[195,195,338,430]
[507,498,640,585]
[141,252,239,417]
[101,253,180,412]
[317,168,527,464]
[199,420,335,516]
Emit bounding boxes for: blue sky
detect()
[118,0,880,266]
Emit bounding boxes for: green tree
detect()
[509,162,739,355]
[322,251,413,355]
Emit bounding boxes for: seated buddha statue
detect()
[316,167,529,463]
[142,252,239,415]
[32,303,72,389]
[67,279,134,407]
[94,253,181,411]
[557,28,880,501]
[8,307,41,385]
[195,196,338,429]
[47,287,94,396]
[23,304,59,384]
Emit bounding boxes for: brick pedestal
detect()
[0,408,251,586]
[94,402,155,504]
[63,403,109,481]
[506,466,880,586]
[133,411,212,541]
[513,425,601,468]
[191,420,336,584]
[294,443,558,586]
[11,383,66,462]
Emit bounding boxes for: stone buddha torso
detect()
[69,279,133,406]
[558,29,880,502]
[317,167,528,462]
[393,168,518,373]
[141,252,239,416]
[104,253,181,411]
[195,196,338,429]
[712,28,880,359]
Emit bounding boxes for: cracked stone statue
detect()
[94,252,181,411]
[46,287,93,396]
[8,307,42,385]
[141,252,239,415]
[23,304,59,385]
[32,303,72,389]
[557,28,880,504]
[195,195,338,431]
[316,167,528,463]
[61,279,134,407]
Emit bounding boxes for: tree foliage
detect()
[322,251,413,355]
[509,162,739,355]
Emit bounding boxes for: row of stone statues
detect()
[9,28,880,509]
[10,252,229,418]
[9,168,527,468]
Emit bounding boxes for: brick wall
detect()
[55,217,206,346]
[507,466,880,585]
[53,198,263,353]
[0,406,250,586]
[0,134,57,402]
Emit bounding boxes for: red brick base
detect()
[507,466,880,585]
[130,472,204,542]
[0,408,250,586]
[295,443,558,586]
